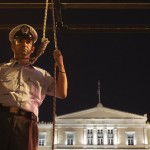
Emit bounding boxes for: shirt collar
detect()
[9,58,34,68]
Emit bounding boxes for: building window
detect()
[97,129,103,145]
[127,133,134,145]
[87,129,93,145]
[107,129,114,145]
[39,133,46,146]
[66,133,74,145]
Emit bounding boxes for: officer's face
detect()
[11,38,35,59]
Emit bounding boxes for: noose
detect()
[51,0,58,149]
[30,0,49,64]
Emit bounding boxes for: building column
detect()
[114,128,117,145]
[103,128,107,145]
[93,129,97,145]
[144,128,148,148]
[83,129,87,145]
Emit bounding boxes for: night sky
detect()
[0,1,150,122]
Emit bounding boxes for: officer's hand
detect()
[53,49,64,67]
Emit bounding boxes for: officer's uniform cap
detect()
[9,24,38,43]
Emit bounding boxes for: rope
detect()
[51,0,58,50]
[30,0,49,64]
[42,0,49,40]
[52,62,57,150]
[51,0,58,150]
[32,0,58,149]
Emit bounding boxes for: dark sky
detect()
[0,1,150,122]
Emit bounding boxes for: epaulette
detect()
[0,62,6,67]
[0,62,11,67]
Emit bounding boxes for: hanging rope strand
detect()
[51,0,58,150]
[52,63,57,150]
[43,0,49,40]
[51,0,58,50]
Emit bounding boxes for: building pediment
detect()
[56,103,147,120]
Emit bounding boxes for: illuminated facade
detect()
[38,103,150,150]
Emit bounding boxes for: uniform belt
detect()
[0,105,37,122]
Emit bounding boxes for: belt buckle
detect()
[10,107,19,114]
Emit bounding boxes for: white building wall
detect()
[37,107,150,150]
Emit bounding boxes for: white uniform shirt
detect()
[0,59,55,117]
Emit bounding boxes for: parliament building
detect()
[38,103,150,150]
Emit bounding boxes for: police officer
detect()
[0,24,68,150]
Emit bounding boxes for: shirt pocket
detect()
[0,76,17,93]
[28,76,41,98]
